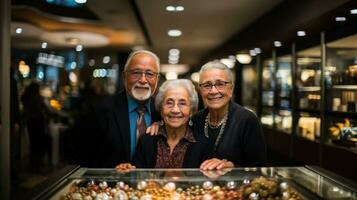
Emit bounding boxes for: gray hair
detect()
[155,79,199,114]
[124,50,160,72]
[199,60,234,83]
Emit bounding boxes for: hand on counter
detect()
[200,158,234,170]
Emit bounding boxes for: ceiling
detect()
[11,0,282,72]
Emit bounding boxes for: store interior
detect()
[0,0,356,199]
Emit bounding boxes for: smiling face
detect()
[199,68,233,111]
[161,87,192,131]
[123,53,160,102]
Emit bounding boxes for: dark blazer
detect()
[74,90,159,168]
[193,101,267,167]
[133,133,210,168]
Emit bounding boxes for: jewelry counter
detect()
[31,166,357,200]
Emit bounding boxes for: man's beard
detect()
[131,82,152,101]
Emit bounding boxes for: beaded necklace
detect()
[204,112,228,151]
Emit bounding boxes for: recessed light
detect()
[76,45,83,52]
[41,42,48,49]
[254,48,261,54]
[176,6,184,11]
[168,29,182,37]
[89,59,95,67]
[335,17,346,22]
[274,41,282,47]
[166,6,175,11]
[351,9,357,14]
[15,28,22,34]
[297,31,306,37]
[169,48,180,56]
[249,50,257,56]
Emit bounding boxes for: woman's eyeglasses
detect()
[163,100,191,109]
[199,80,231,91]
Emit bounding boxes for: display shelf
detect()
[330,85,357,90]
[298,86,321,92]
[31,167,357,200]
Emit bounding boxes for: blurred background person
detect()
[21,81,51,173]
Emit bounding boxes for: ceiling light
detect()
[169,48,180,56]
[75,0,87,4]
[351,9,357,14]
[41,42,48,49]
[168,29,182,37]
[166,6,175,11]
[236,54,252,64]
[76,44,83,52]
[274,41,282,47]
[254,48,261,54]
[176,6,184,11]
[297,31,306,37]
[166,72,178,80]
[220,58,236,69]
[15,28,22,34]
[249,50,257,56]
[103,56,111,64]
[168,59,179,64]
[169,54,179,60]
[89,59,95,67]
[335,17,346,22]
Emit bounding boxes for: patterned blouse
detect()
[155,126,196,168]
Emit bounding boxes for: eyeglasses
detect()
[199,80,231,91]
[163,100,191,109]
[126,70,159,80]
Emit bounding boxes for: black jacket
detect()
[74,90,159,167]
[192,102,267,167]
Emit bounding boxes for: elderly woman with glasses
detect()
[195,60,267,170]
[116,79,209,170]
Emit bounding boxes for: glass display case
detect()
[325,33,357,151]
[33,167,357,200]
[242,63,258,113]
[261,59,275,129]
[275,56,293,134]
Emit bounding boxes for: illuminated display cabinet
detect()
[32,166,357,200]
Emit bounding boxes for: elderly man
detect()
[75,50,161,167]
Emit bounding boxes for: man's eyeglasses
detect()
[199,80,231,91]
[163,100,191,109]
[126,70,159,80]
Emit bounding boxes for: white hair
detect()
[155,79,199,114]
[199,60,234,83]
[124,50,160,72]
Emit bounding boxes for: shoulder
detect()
[230,102,258,121]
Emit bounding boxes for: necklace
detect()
[204,112,228,151]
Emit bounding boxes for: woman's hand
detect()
[115,163,136,173]
[146,121,160,136]
[200,158,234,170]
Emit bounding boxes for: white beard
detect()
[131,82,152,101]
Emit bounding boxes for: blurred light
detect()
[249,50,257,57]
[351,9,357,14]
[69,72,78,83]
[176,6,184,11]
[18,61,30,76]
[15,28,22,34]
[66,37,80,45]
[166,6,175,11]
[166,5,184,12]
[191,72,200,83]
[38,71,44,80]
[254,48,261,54]
[70,61,77,69]
[168,59,179,64]
[41,42,48,49]
[89,59,95,67]
[168,29,182,37]
[75,0,87,3]
[166,72,178,80]
[236,54,252,64]
[274,41,282,47]
[220,58,235,69]
[297,31,306,37]
[169,48,180,56]
[169,54,179,60]
[335,17,346,22]
[76,44,83,52]
[103,56,111,64]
